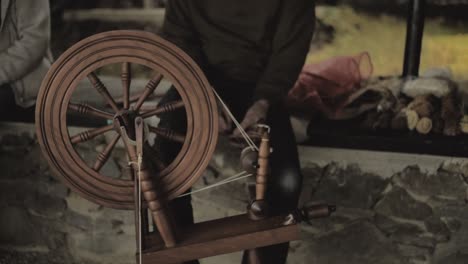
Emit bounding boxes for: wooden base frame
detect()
[139,214,299,264]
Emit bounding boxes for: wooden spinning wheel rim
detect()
[36,30,218,210]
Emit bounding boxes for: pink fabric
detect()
[287,52,373,118]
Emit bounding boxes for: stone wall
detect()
[0,124,136,264]
[293,160,468,264]
[0,123,467,264]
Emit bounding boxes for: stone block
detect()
[374,214,437,251]
[298,164,324,206]
[424,216,451,243]
[26,193,67,219]
[65,210,94,232]
[392,234,437,251]
[441,217,462,233]
[0,206,45,249]
[0,133,34,149]
[67,231,135,264]
[375,186,433,221]
[36,180,69,199]
[393,166,467,200]
[311,163,389,210]
[0,181,34,207]
[374,213,421,235]
[291,221,408,264]
[435,252,468,264]
[302,207,374,237]
[0,250,75,264]
[396,244,432,263]
[431,206,468,263]
[66,192,102,217]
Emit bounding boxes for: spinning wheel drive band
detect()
[36,30,219,210]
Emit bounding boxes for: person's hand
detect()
[232,99,269,137]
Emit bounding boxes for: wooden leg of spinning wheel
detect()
[132,166,150,251]
[141,208,149,237]
[117,118,177,249]
[133,168,142,251]
[139,118,177,248]
[139,165,177,248]
[242,249,262,264]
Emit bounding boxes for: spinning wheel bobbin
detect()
[247,125,271,220]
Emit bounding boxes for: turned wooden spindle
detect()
[134,73,163,111]
[247,128,271,222]
[149,126,185,144]
[255,131,270,201]
[70,125,114,144]
[68,102,113,120]
[300,203,336,221]
[142,100,185,118]
[93,134,120,171]
[135,162,176,248]
[87,72,120,113]
[122,62,131,110]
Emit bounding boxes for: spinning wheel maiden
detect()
[36,30,333,263]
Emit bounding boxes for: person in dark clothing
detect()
[157,1,315,263]
[162,0,315,106]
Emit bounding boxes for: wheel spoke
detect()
[149,126,185,144]
[70,124,114,144]
[93,134,120,172]
[115,91,154,106]
[69,102,114,120]
[122,62,131,110]
[87,72,120,113]
[142,100,185,118]
[143,143,166,171]
[134,73,163,111]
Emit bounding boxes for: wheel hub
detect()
[113,109,140,140]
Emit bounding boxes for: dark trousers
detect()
[0,84,18,113]
[0,84,35,122]
[156,80,303,264]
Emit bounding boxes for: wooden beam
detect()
[143,0,156,9]
[63,8,165,25]
[140,214,299,264]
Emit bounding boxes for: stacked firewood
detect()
[360,72,463,136]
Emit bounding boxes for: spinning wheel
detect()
[36,30,218,209]
[37,30,334,264]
